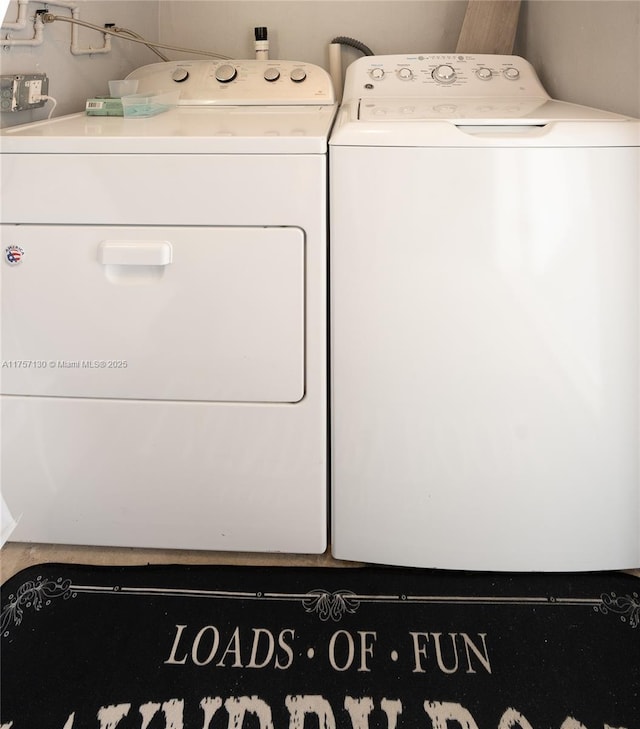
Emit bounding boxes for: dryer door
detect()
[1,225,305,402]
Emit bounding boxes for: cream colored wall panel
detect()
[516,0,640,118]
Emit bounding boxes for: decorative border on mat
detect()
[1,576,77,637]
[3,576,638,635]
[598,592,640,627]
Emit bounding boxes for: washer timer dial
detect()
[432,64,457,84]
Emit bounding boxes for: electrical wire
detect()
[41,14,232,60]
[41,95,57,119]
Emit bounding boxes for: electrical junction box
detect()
[1,74,49,112]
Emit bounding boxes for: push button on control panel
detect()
[434,103,457,114]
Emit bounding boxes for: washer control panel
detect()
[127,60,335,105]
[350,54,548,100]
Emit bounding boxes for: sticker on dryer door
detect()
[4,245,24,265]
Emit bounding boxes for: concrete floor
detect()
[0,542,358,583]
[2,542,638,584]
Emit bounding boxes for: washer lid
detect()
[330,98,639,148]
[357,97,630,124]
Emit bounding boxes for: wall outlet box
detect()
[0,74,49,112]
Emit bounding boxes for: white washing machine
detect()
[1,59,336,552]
[330,54,640,571]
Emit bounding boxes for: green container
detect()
[85,96,124,116]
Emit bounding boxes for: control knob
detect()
[171,67,190,83]
[264,67,280,82]
[215,64,237,83]
[369,68,385,80]
[476,67,492,81]
[503,67,520,80]
[432,64,456,84]
[290,68,307,83]
[397,67,413,81]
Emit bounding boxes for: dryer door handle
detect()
[98,240,173,266]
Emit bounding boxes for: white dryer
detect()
[329,54,640,571]
[1,60,336,552]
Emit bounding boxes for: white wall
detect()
[516,0,639,118]
[0,0,160,127]
[157,0,468,70]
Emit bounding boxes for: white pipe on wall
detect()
[2,0,110,54]
[2,11,43,47]
[1,0,29,31]
[69,11,111,55]
[45,0,110,55]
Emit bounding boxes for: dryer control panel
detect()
[127,59,335,106]
[343,54,549,100]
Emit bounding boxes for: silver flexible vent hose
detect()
[329,37,375,102]
[330,36,375,57]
